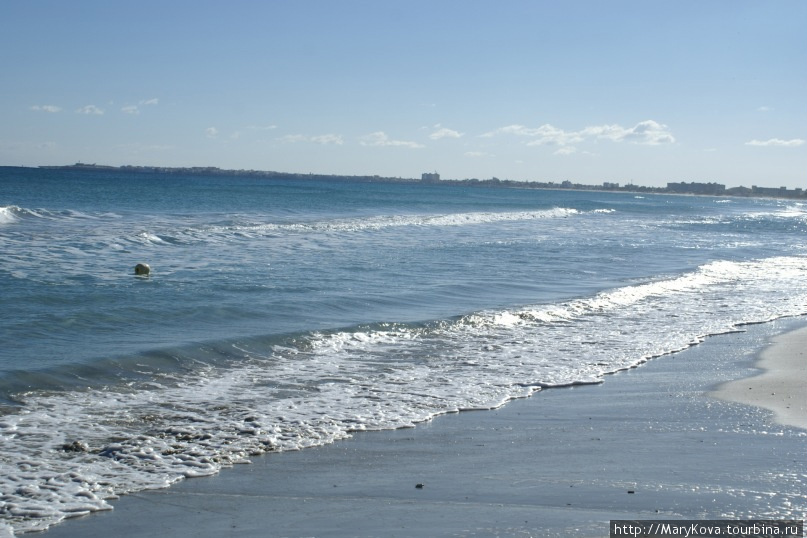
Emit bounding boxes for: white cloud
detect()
[464,151,490,157]
[121,99,158,115]
[429,127,464,140]
[247,124,278,131]
[554,146,578,156]
[745,138,805,147]
[311,134,344,145]
[627,120,675,145]
[527,125,585,146]
[757,106,771,112]
[581,120,675,145]
[31,105,61,113]
[484,120,675,147]
[277,134,343,145]
[485,124,584,146]
[205,127,219,138]
[481,124,535,137]
[76,105,104,115]
[359,131,424,148]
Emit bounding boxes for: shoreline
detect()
[37,319,807,537]
[711,324,807,430]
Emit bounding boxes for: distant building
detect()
[725,186,752,196]
[751,185,788,197]
[666,182,726,195]
[421,172,440,183]
[603,182,620,189]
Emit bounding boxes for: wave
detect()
[0,205,595,252]
[197,207,586,238]
[0,205,116,223]
[759,203,807,219]
[2,205,583,227]
[39,202,799,254]
[20,207,592,249]
[0,206,26,224]
[665,206,807,231]
[1,255,806,534]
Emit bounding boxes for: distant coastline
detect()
[22,162,807,199]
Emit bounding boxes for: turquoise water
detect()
[1,167,806,534]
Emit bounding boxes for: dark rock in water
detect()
[415,483,424,489]
[98,445,123,458]
[134,263,151,276]
[62,440,88,452]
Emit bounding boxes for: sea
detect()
[1,166,806,535]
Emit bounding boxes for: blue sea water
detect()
[1,167,806,534]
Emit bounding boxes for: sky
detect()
[1,1,805,188]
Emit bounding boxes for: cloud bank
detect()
[429,127,464,140]
[121,98,159,115]
[31,105,61,113]
[76,105,104,115]
[359,131,424,148]
[279,134,344,145]
[483,120,675,147]
[745,138,805,147]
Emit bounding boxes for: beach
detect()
[38,319,807,538]
[712,325,807,431]
[4,170,807,537]
[3,2,807,533]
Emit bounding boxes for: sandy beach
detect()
[38,319,807,538]
[712,325,807,430]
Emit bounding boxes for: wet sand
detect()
[39,319,807,538]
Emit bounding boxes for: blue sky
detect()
[1,1,805,187]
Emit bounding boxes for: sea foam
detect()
[1,256,806,535]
